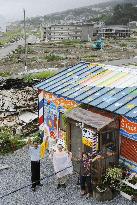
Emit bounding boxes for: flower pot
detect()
[120,191,133,200]
[133,195,137,202]
[93,187,113,202]
[112,190,119,198]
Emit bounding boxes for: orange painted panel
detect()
[120,137,137,164]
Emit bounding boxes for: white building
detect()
[98,25,130,38]
[42,23,93,41]
[129,21,137,29]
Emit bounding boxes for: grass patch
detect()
[0,28,23,46]
[0,127,26,155]
[0,71,11,77]
[23,70,57,83]
[45,54,64,62]
[62,39,80,45]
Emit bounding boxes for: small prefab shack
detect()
[35,62,137,175]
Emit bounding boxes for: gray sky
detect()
[0,0,108,21]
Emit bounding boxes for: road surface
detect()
[0,35,38,60]
[0,39,25,60]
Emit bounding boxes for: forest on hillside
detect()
[21,0,137,26]
[106,3,137,25]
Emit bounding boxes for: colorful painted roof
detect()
[35,62,137,120]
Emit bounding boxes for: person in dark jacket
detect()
[80,152,99,198]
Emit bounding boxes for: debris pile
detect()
[0,79,38,135]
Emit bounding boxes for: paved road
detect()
[0,35,38,60]
[104,56,137,67]
[0,39,25,60]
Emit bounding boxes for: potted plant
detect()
[128,176,137,185]
[103,167,123,196]
[93,182,113,202]
[120,185,135,200]
[93,166,127,201]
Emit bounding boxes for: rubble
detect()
[0,79,38,135]
[0,164,9,171]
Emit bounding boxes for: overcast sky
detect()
[0,0,109,21]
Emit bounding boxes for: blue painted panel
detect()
[92,88,125,108]
[99,87,136,110]
[75,87,103,101]
[97,88,127,109]
[55,83,79,95]
[116,97,137,115]
[82,87,111,104]
[76,66,103,79]
[41,65,104,92]
[60,84,86,97]
[106,88,137,112]
[39,64,88,90]
[64,86,89,99]
[126,107,137,118]
[46,66,103,93]
[40,64,97,91]
[35,61,137,120]
[45,77,73,92]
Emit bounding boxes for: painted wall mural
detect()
[120,116,137,141]
[120,116,137,173]
[43,91,78,139]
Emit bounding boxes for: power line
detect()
[0,165,77,199]
[23,8,27,72]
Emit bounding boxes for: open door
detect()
[70,123,82,159]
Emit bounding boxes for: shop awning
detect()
[66,107,114,130]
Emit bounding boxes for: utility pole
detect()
[23,9,27,72]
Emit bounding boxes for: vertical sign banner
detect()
[82,128,98,151]
[38,90,44,139]
[120,116,137,141]
[47,102,57,139]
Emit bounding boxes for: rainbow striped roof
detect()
[35,62,137,120]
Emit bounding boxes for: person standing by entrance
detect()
[80,152,99,198]
[28,138,43,192]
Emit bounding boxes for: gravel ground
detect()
[0,147,136,205]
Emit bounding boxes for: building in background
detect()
[129,21,137,29]
[98,25,131,38]
[42,23,93,41]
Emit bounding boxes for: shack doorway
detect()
[70,123,82,159]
